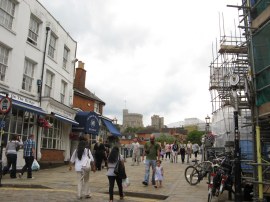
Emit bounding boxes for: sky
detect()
[39,0,242,126]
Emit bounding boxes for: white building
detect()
[0,0,78,167]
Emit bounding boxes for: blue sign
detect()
[0,121,5,128]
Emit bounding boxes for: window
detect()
[27,15,40,45]
[44,71,53,97]
[41,117,63,149]
[63,46,69,69]
[48,33,57,59]
[94,102,100,113]
[22,59,35,92]
[0,44,9,81]
[60,80,67,103]
[0,0,15,29]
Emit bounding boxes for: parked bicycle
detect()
[184,151,221,186]
[207,153,234,202]
[184,159,215,185]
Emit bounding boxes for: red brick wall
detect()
[40,149,65,162]
[73,94,103,114]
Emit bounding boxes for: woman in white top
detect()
[70,136,95,199]
[106,146,125,202]
[3,134,23,178]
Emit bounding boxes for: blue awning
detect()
[12,100,47,116]
[53,113,79,126]
[101,118,121,136]
[72,111,100,135]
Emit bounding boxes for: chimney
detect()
[74,61,86,92]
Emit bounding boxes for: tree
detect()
[186,130,204,145]
[156,134,176,145]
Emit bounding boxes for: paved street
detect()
[0,155,229,202]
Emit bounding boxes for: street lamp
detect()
[205,115,210,133]
[202,115,211,161]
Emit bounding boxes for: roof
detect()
[74,88,105,105]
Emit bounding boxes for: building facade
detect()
[151,114,164,130]
[0,0,78,167]
[122,109,143,129]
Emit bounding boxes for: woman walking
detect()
[70,136,95,199]
[3,134,23,178]
[107,146,125,202]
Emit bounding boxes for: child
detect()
[154,160,164,188]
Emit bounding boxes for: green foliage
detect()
[186,130,204,145]
[124,126,143,133]
[156,134,176,145]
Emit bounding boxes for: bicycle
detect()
[207,154,234,202]
[184,160,213,185]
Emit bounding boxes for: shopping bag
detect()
[122,177,130,188]
[32,159,40,171]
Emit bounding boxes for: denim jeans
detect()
[143,159,156,184]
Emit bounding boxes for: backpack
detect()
[173,144,178,151]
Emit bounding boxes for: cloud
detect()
[39,0,241,125]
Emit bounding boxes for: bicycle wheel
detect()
[207,189,213,202]
[184,165,200,185]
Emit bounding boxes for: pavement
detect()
[0,155,230,202]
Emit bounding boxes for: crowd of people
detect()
[2,133,201,201]
[68,135,202,201]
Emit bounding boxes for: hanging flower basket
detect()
[38,118,53,128]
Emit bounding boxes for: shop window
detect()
[41,117,63,149]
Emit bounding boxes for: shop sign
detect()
[0,96,12,114]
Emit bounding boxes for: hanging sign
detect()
[0,96,12,114]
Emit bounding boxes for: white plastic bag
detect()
[122,177,130,188]
[32,159,40,171]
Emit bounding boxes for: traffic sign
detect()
[0,96,12,114]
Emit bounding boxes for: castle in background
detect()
[122,109,144,130]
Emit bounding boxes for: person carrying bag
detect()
[69,136,95,199]
[106,146,125,202]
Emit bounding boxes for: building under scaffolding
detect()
[210,0,270,201]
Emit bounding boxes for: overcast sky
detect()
[39,0,241,126]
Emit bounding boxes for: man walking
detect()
[142,134,160,186]
[19,134,36,179]
[131,138,140,166]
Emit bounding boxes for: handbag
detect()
[82,157,91,171]
[82,149,92,172]
[114,155,127,179]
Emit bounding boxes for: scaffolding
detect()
[210,0,270,200]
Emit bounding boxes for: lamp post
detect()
[202,115,210,161]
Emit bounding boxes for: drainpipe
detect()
[36,26,50,159]
[39,26,51,105]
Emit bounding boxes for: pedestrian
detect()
[131,138,140,166]
[179,141,186,164]
[186,141,192,163]
[160,143,165,160]
[165,143,171,160]
[171,140,179,163]
[93,138,106,170]
[192,143,200,161]
[154,159,164,188]
[142,134,160,186]
[69,135,95,199]
[18,134,36,179]
[106,146,125,202]
[3,134,23,178]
